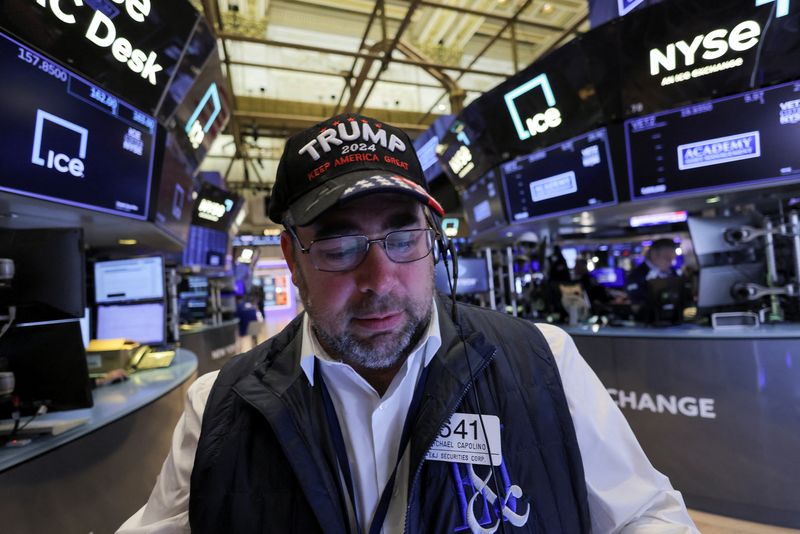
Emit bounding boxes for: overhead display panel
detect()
[151,131,196,244]
[172,48,231,168]
[460,169,509,237]
[500,128,618,222]
[0,29,157,220]
[481,38,608,161]
[618,0,800,117]
[625,80,800,201]
[0,0,199,115]
[413,115,453,183]
[436,103,500,190]
[191,182,241,232]
[156,17,216,123]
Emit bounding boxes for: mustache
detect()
[349,295,407,316]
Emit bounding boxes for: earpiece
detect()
[428,210,505,532]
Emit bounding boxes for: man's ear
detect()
[280,231,297,276]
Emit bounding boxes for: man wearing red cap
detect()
[119,114,697,534]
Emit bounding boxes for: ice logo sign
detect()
[504,73,562,141]
[185,82,222,150]
[756,0,790,17]
[30,109,88,178]
[618,0,645,16]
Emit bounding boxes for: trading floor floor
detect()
[690,510,800,534]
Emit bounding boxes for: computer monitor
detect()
[697,263,765,308]
[178,275,210,323]
[0,320,93,416]
[96,302,166,346]
[647,276,687,325]
[592,267,626,288]
[94,256,165,304]
[0,228,86,324]
[435,257,490,295]
[687,215,756,260]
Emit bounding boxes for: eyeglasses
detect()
[290,228,436,272]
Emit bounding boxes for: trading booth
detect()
[427,0,800,527]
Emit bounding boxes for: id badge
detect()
[425,413,502,466]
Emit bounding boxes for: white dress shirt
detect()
[117,306,699,534]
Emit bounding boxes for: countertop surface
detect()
[0,348,198,473]
[561,322,800,339]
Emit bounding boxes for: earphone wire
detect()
[437,222,508,534]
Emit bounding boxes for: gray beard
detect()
[310,302,431,370]
[293,262,433,370]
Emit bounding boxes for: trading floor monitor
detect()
[0,320,93,417]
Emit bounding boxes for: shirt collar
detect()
[299,298,441,386]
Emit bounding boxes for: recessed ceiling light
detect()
[542,3,554,14]
[118,239,137,245]
[706,196,721,204]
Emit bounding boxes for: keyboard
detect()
[0,416,89,437]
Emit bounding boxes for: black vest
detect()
[189,298,591,533]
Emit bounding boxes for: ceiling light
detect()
[706,196,721,204]
[118,239,137,245]
[437,104,446,111]
[542,3,554,14]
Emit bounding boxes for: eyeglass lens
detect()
[310,229,433,271]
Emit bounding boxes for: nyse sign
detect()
[649,20,761,86]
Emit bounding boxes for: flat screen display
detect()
[0,228,85,324]
[182,225,229,268]
[592,267,626,288]
[413,115,453,183]
[460,169,508,237]
[152,131,196,243]
[191,182,241,231]
[0,30,157,220]
[172,49,231,168]
[94,256,164,304]
[625,80,800,201]
[96,302,165,345]
[481,37,607,160]
[436,105,501,190]
[435,257,491,295]
[616,0,800,117]
[0,0,199,115]
[156,17,217,123]
[500,128,618,222]
[178,275,209,322]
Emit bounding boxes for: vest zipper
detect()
[402,348,497,534]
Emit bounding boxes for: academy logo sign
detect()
[677,131,761,170]
[31,109,88,178]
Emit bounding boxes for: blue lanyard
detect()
[316,362,431,534]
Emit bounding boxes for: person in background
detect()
[573,258,613,316]
[118,114,698,534]
[626,238,679,320]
